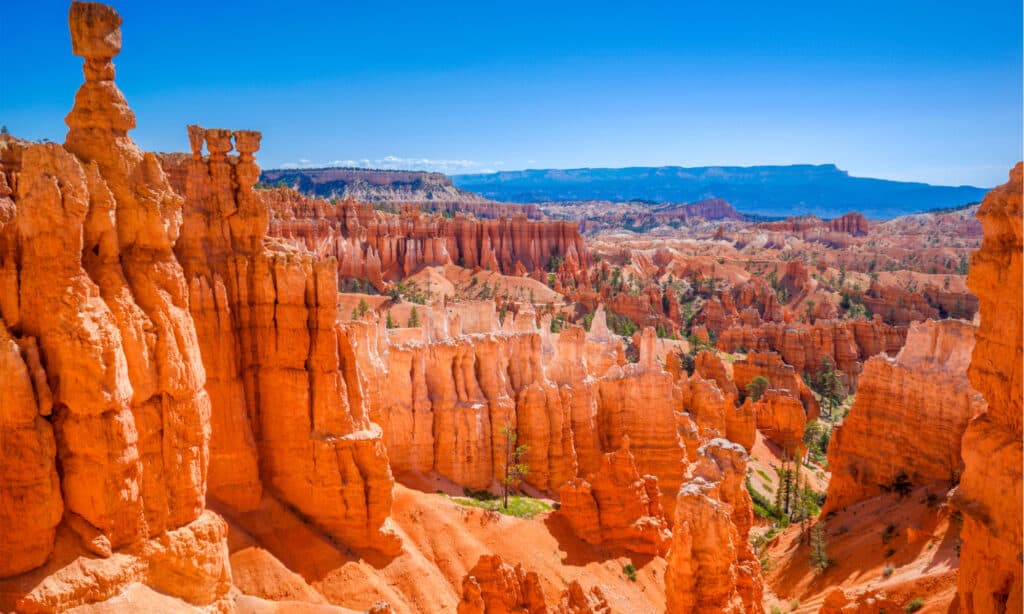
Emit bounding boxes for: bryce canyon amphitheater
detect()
[0,3,1020,613]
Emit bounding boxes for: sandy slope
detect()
[223,482,667,613]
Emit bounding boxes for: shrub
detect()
[904,597,924,612]
[882,564,895,578]
[891,471,913,498]
[746,376,771,401]
[623,562,637,582]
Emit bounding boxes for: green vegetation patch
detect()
[446,492,552,519]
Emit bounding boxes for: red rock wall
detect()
[248,187,590,288]
[557,437,671,555]
[830,212,869,236]
[370,317,695,520]
[175,126,400,554]
[956,163,1023,613]
[717,316,906,388]
[732,350,820,419]
[456,554,610,614]
[823,319,981,514]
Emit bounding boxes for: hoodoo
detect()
[2,2,1019,612]
[955,163,1023,613]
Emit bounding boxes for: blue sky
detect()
[2,1,1021,186]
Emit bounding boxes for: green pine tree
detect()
[810,522,832,572]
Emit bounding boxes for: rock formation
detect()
[954,163,1023,613]
[371,320,687,514]
[733,350,820,420]
[823,319,981,513]
[755,389,808,455]
[717,316,905,388]
[558,436,671,555]
[229,186,591,290]
[456,555,610,614]
[175,126,401,554]
[829,212,869,236]
[10,3,996,612]
[666,439,764,613]
[0,4,230,609]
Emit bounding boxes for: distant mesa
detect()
[451,164,989,220]
[260,166,541,219]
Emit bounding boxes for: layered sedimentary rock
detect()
[175,126,400,554]
[372,319,688,513]
[694,350,739,401]
[10,511,233,612]
[755,389,807,455]
[862,281,939,325]
[717,316,905,388]
[666,440,764,613]
[829,212,869,236]
[232,187,590,289]
[0,324,62,576]
[557,437,671,555]
[824,319,980,514]
[374,329,577,491]
[0,4,229,609]
[456,555,610,614]
[955,163,1023,613]
[732,350,819,419]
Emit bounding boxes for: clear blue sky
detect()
[2,1,1021,186]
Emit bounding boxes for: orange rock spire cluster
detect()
[2,2,1020,612]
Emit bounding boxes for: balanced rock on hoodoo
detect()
[0,3,230,610]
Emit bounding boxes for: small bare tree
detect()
[500,425,530,509]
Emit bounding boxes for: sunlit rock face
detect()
[823,319,981,515]
[955,163,1022,613]
[0,3,230,610]
[666,439,764,614]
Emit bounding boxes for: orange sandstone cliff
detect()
[666,439,764,613]
[248,187,591,290]
[824,319,982,514]
[954,163,1023,612]
[0,3,231,609]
